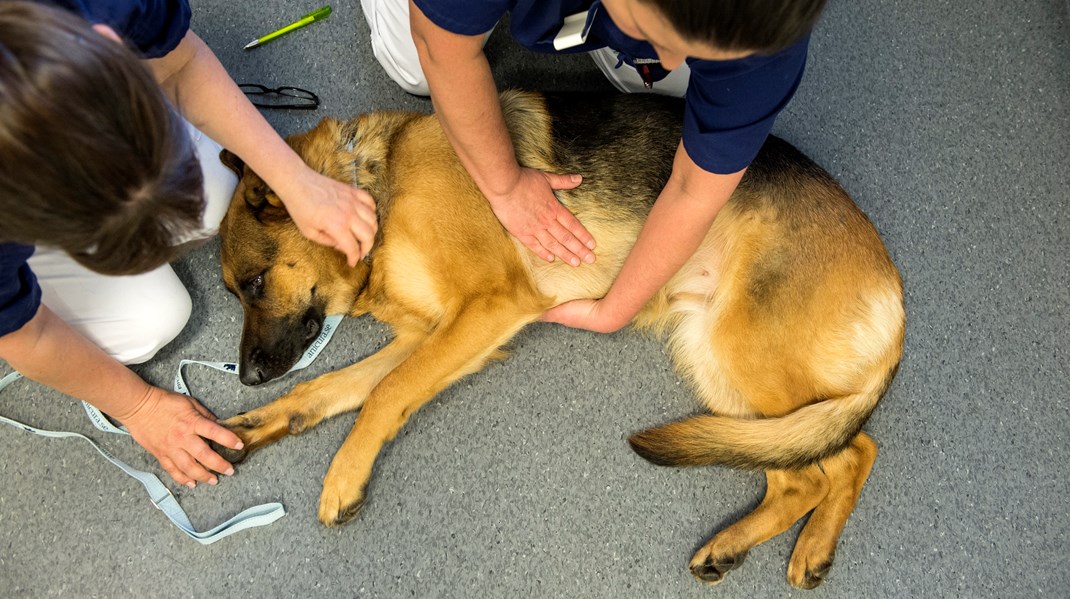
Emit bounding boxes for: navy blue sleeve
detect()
[681,35,810,174]
[47,0,191,58]
[0,244,42,338]
[412,0,509,35]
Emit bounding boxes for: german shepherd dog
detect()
[216,91,904,589]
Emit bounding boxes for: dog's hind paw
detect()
[689,549,747,585]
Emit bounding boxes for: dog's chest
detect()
[366,240,448,326]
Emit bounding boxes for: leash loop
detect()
[0,314,344,544]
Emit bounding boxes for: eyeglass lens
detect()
[239,84,319,109]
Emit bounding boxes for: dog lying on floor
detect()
[215,91,904,589]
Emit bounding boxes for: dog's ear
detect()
[219,149,245,178]
[244,183,290,222]
[236,170,289,221]
[222,149,288,220]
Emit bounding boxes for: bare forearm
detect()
[411,3,521,198]
[147,31,377,264]
[409,4,594,265]
[602,145,745,323]
[600,204,713,323]
[148,31,307,197]
[0,306,152,420]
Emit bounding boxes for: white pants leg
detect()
[361,0,497,96]
[362,0,689,97]
[361,0,432,96]
[588,47,691,97]
[28,122,237,365]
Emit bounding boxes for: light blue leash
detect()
[0,314,343,544]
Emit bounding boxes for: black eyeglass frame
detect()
[238,83,320,110]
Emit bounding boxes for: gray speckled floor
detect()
[2,1,1068,597]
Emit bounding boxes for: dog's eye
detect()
[243,273,265,297]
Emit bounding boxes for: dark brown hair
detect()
[0,1,204,275]
[640,0,828,53]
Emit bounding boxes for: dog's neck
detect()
[337,111,424,264]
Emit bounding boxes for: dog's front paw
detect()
[210,440,249,465]
[689,545,748,585]
[211,413,264,464]
[787,548,835,590]
[317,476,369,527]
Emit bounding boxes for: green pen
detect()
[244,5,332,50]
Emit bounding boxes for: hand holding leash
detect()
[487,167,596,266]
[281,166,378,266]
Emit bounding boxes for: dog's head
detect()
[218,117,377,385]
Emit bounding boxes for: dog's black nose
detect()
[303,313,323,344]
[240,350,269,386]
[239,366,267,386]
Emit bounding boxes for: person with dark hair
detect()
[0,1,377,489]
[359,0,826,331]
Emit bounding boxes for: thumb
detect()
[540,301,573,324]
[545,172,583,191]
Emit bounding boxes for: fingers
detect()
[156,417,241,488]
[324,188,378,266]
[350,193,378,257]
[539,304,563,324]
[158,456,194,489]
[188,436,236,480]
[545,172,584,191]
[174,450,219,486]
[485,168,598,265]
[125,391,244,488]
[285,173,380,266]
[160,450,219,489]
[534,208,596,267]
[195,417,244,452]
[176,410,242,486]
[537,172,596,265]
[539,299,624,333]
[560,206,597,253]
[524,238,555,263]
[308,215,367,267]
[540,300,582,325]
[333,232,363,267]
[535,229,580,266]
[354,186,378,215]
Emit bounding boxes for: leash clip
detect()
[151,489,176,511]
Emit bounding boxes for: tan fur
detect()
[216,91,904,589]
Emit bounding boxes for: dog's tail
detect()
[628,380,892,471]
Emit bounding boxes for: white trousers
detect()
[360,0,690,97]
[27,122,237,365]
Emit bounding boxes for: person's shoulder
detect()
[412,0,512,36]
[48,0,192,58]
[0,243,41,339]
[0,243,35,269]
